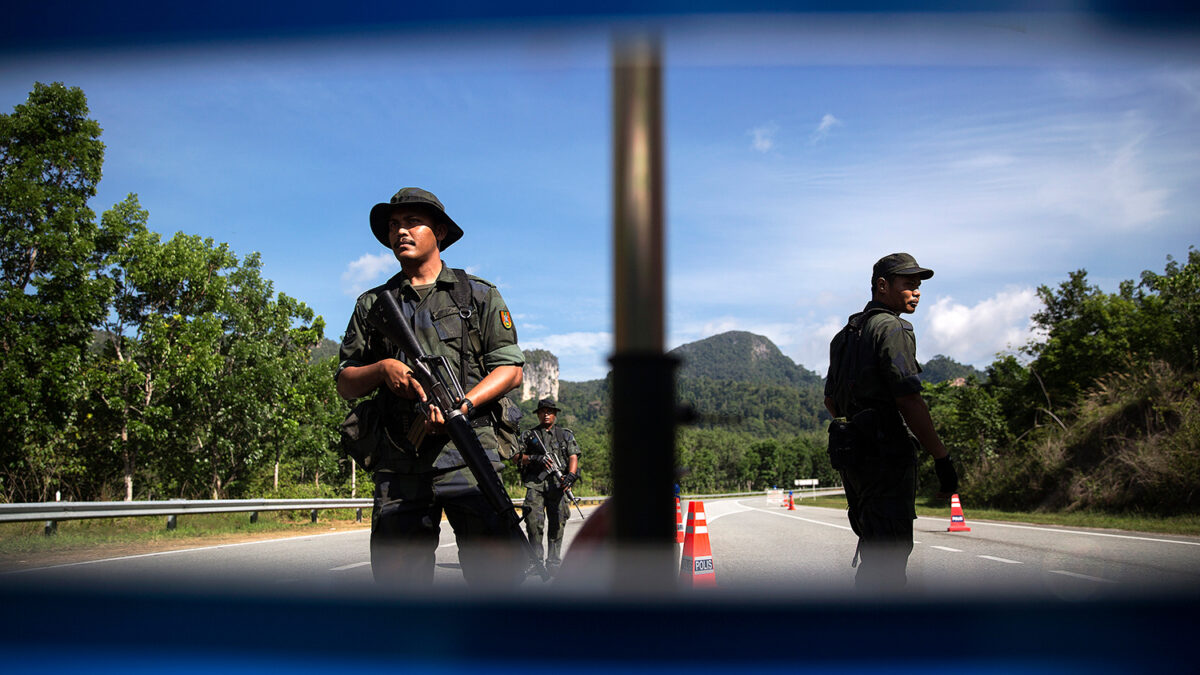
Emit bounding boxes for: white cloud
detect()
[924,288,1043,368]
[810,113,842,143]
[749,122,779,152]
[523,331,613,381]
[524,331,612,356]
[950,153,1016,170]
[340,252,395,296]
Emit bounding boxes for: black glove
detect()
[561,472,577,489]
[934,455,958,496]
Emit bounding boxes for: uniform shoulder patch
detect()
[500,309,513,330]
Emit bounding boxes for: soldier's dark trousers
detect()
[370,472,524,588]
[840,459,917,592]
[522,486,569,566]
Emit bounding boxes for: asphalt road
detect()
[9,497,1200,600]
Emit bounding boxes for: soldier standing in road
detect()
[514,397,581,574]
[823,252,959,592]
[336,187,526,588]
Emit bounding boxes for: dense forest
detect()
[3,83,1197,515]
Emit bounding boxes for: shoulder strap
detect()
[447,268,487,387]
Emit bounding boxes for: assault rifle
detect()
[369,290,550,582]
[526,431,585,520]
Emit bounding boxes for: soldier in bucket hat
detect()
[337,187,526,588]
[823,252,958,592]
[514,397,581,573]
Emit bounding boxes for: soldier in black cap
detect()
[336,187,526,587]
[514,397,581,573]
[823,252,958,592]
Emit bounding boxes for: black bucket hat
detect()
[535,397,561,412]
[873,252,934,281]
[369,187,464,251]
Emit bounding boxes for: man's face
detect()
[537,408,557,427]
[877,274,923,314]
[388,206,446,264]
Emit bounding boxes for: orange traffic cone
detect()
[679,500,717,588]
[787,492,796,511]
[675,496,685,544]
[947,493,971,532]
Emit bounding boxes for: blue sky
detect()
[3,13,1198,381]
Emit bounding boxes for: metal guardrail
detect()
[0,498,378,534]
[0,490,830,535]
[0,498,372,523]
[0,495,611,534]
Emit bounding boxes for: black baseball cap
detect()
[873,252,934,280]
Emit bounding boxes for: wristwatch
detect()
[458,398,475,416]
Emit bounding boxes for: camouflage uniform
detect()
[519,423,580,567]
[338,263,524,586]
[825,299,923,591]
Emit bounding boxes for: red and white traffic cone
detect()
[675,496,685,544]
[679,500,716,588]
[787,492,796,511]
[947,493,971,532]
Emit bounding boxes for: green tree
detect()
[1028,269,1171,409]
[0,82,108,501]
[92,201,234,500]
[1138,246,1200,370]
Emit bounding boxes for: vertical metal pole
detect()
[610,33,678,592]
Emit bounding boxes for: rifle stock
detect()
[371,290,549,581]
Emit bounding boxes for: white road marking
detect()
[751,506,855,531]
[978,555,1022,564]
[1049,569,1117,583]
[330,562,371,571]
[703,503,756,523]
[931,546,962,552]
[916,516,1200,547]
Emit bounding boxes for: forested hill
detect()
[312,338,340,362]
[670,331,822,387]
[559,331,830,438]
[559,332,987,438]
[920,354,986,384]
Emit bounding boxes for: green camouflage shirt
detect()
[337,264,524,474]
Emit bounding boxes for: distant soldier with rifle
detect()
[824,252,958,592]
[514,397,581,574]
[336,186,532,587]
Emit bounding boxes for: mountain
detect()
[560,331,829,438]
[669,331,822,387]
[920,354,986,384]
[311,338,340,362]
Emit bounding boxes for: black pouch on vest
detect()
[827,418,859,471]
[489,396,524,460]
[340,398,386,472]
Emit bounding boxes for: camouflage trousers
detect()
[370,469,525,589]
[522,485,570,566]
